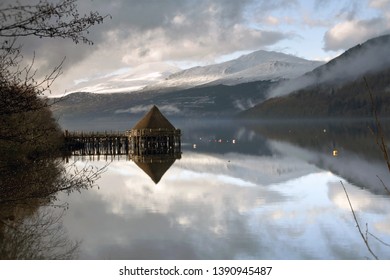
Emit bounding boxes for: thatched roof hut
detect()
[128,105,181,184]
[128,105,181,138]
[132,105,175,130]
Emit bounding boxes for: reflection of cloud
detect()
[328,181,390,253]
[58,151,390,259]
[328,182,378,212]
[374,216,390,235]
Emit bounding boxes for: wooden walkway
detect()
[64,131,130,157]
[64,130,182,159]
[64,129,182,183]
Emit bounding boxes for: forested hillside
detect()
[240,67,390,119]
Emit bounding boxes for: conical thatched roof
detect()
[132,105,175,130]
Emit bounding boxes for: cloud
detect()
[253,0,299,11]
[5,0,389,96]
[1,0,294,95]
[323,18,390,51]
[369,0,390,9]
[321,0,390,51]
[269,34,390,98]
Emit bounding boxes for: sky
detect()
[4,0,390,95]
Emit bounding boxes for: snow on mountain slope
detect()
[149,50,323,89]
[68,62,181,93]
[69,50,323,94]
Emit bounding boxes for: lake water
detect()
[56,119,390,259]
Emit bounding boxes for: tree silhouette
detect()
[0,0,109,97]
[0,1,109,259]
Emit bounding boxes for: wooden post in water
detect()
[62,106,181,164]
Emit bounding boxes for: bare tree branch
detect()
[0,0,109,45]
[365,77,390,173]
[341,181,379,260]
[0,0,109,97]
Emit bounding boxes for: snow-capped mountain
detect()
[68,62,180,94]
[69,50,323,94]
[148,50,323,90]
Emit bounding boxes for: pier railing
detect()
[64,129,182,159]
[64,131,130,157]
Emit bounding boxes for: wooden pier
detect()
[129,128,181,156]
[64,130,181,157]
[64,130,130,157]
[63,105,182,183]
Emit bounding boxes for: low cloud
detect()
[115,104,181,115]
[233,99,257,111]
[269,34,390,98]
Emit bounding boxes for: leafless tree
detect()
[0,207,79,259]
[342,77,390,259]
[0,1,109,259]
[0,0,109,144]
[0,0,109,100]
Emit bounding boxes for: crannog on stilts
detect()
[64,105,182,184]
[127,105,182,183]
[128,105,181,158]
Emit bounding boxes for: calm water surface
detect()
[57,120,390,259]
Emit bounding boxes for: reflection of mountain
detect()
[249,120,390,161]
[250,120,390,194]
[60,153,390,259]
[177,119,273,156]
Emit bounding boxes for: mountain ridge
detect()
[52,34,390,126]
[68,49,323,94]
[148,50,323,90]
[268,34,390,98]
[52,80,273,130]
[240,34,390,119]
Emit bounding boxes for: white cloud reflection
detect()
[57,151,390,259]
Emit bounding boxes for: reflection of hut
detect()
[132,155,181,184]
[128,105,181,183]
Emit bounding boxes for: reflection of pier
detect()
[64,105,181,183]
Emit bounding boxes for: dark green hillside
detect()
[240,68,390,119]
